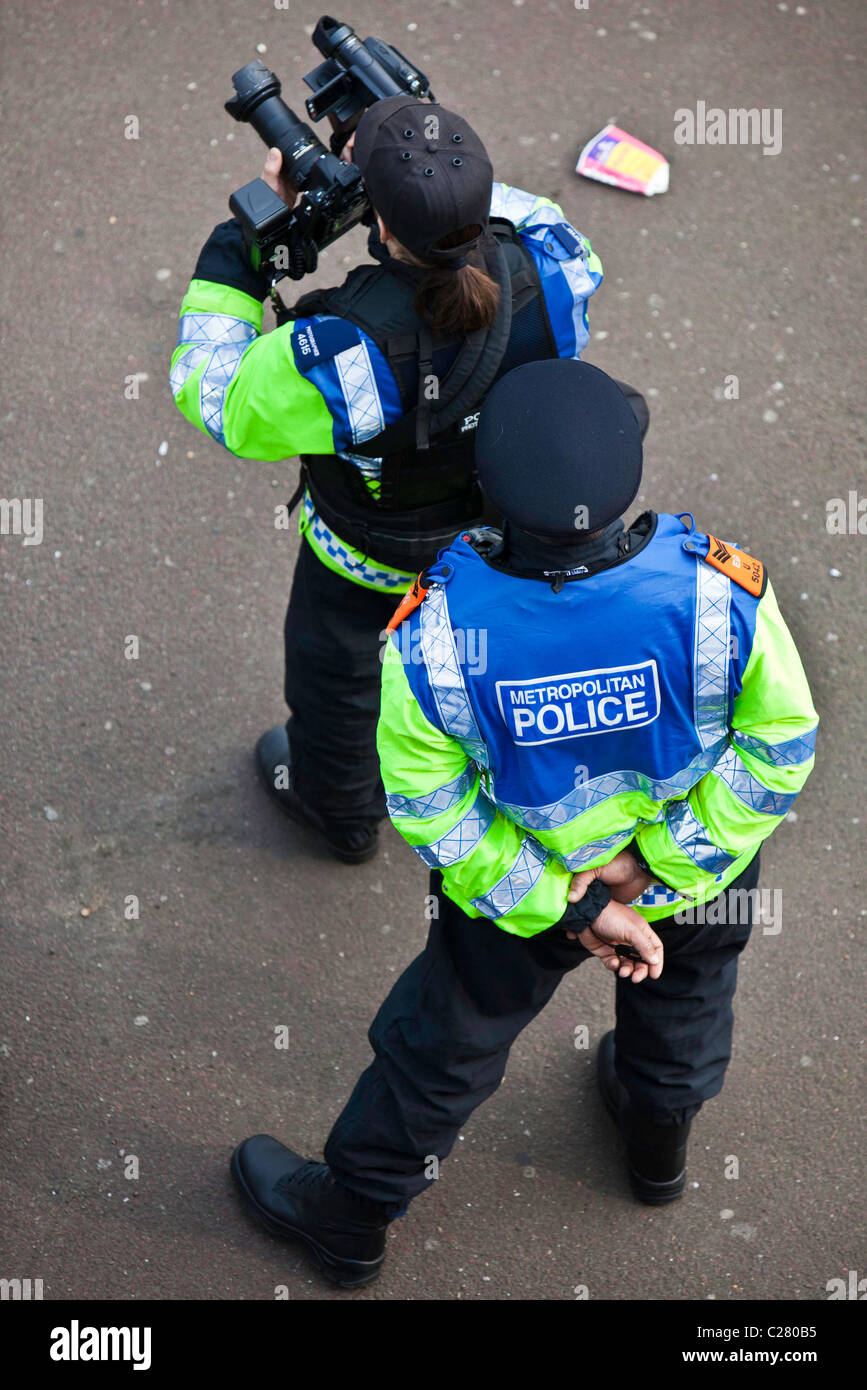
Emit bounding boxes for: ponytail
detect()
[409,225,500,337]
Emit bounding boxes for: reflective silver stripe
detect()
[173,313,258,445]
[490,185,593,354]
[558,253,595,354]
[713,744,797,817]
[666,799,737,875]
[419,585,488,765]
[498,738,728,832]
[170,344,209,397]
[334,341,384,444]
[386,767,477,820]
[550,830,635,872]
[471,836,548,919]
[732,726,817,768]
[693,560,731,750]
[490,183,540,227]
[414,790,496,868]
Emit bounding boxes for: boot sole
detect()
[254,748,379,864]
[230,1146,384,1289]
[597,1040,686,1205]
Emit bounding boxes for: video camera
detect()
[225,15,435,282]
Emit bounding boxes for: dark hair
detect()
[408,225,500,337]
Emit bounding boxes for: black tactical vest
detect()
[284,218,559,573]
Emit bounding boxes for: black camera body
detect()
[225,15,434,282]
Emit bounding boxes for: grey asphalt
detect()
[1,0,864,1302]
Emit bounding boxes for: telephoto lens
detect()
[225,60,329,190]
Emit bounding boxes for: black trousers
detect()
[324,854,760,1211]
[283,537,399,829]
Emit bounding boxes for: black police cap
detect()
[474,359,643,537]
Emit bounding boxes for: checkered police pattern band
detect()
[471,835,549,919]
[635,883,684,909]
[301,491,414,590]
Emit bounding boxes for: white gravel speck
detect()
[44,806,59,821]
[155,268,171,281]
[762,409,778,423]
[134,1015,149,1027]
[720,1209,734,1220]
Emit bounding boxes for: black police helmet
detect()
[474,359,643,537]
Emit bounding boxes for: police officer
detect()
[230,359,818,1287]
[171,94,647,862]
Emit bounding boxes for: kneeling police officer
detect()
[230,359,817,1287]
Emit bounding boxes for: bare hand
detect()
[567,899,664,984]
[261,147,299,208]
[569,849,654,906]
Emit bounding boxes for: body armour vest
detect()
[286,219,559,573]
[396,513,764,864]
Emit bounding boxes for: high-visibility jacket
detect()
[170,184,603,592]
[377,515,818,935]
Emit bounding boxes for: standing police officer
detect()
[171,93,646,862]
[230,359,818,1287]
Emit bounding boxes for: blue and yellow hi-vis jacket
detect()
[377,515,818,934]
[170,184,603,591]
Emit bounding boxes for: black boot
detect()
[597,1031,691,1204]
[231,1135,390,1287]
[255,726,379,864]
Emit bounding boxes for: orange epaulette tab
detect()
[704,535,765,596]
[385,573,431,635]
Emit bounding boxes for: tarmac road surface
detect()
[0,0,864,1301]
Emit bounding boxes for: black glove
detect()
[193,218,271,302]
[557,878,612,933]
